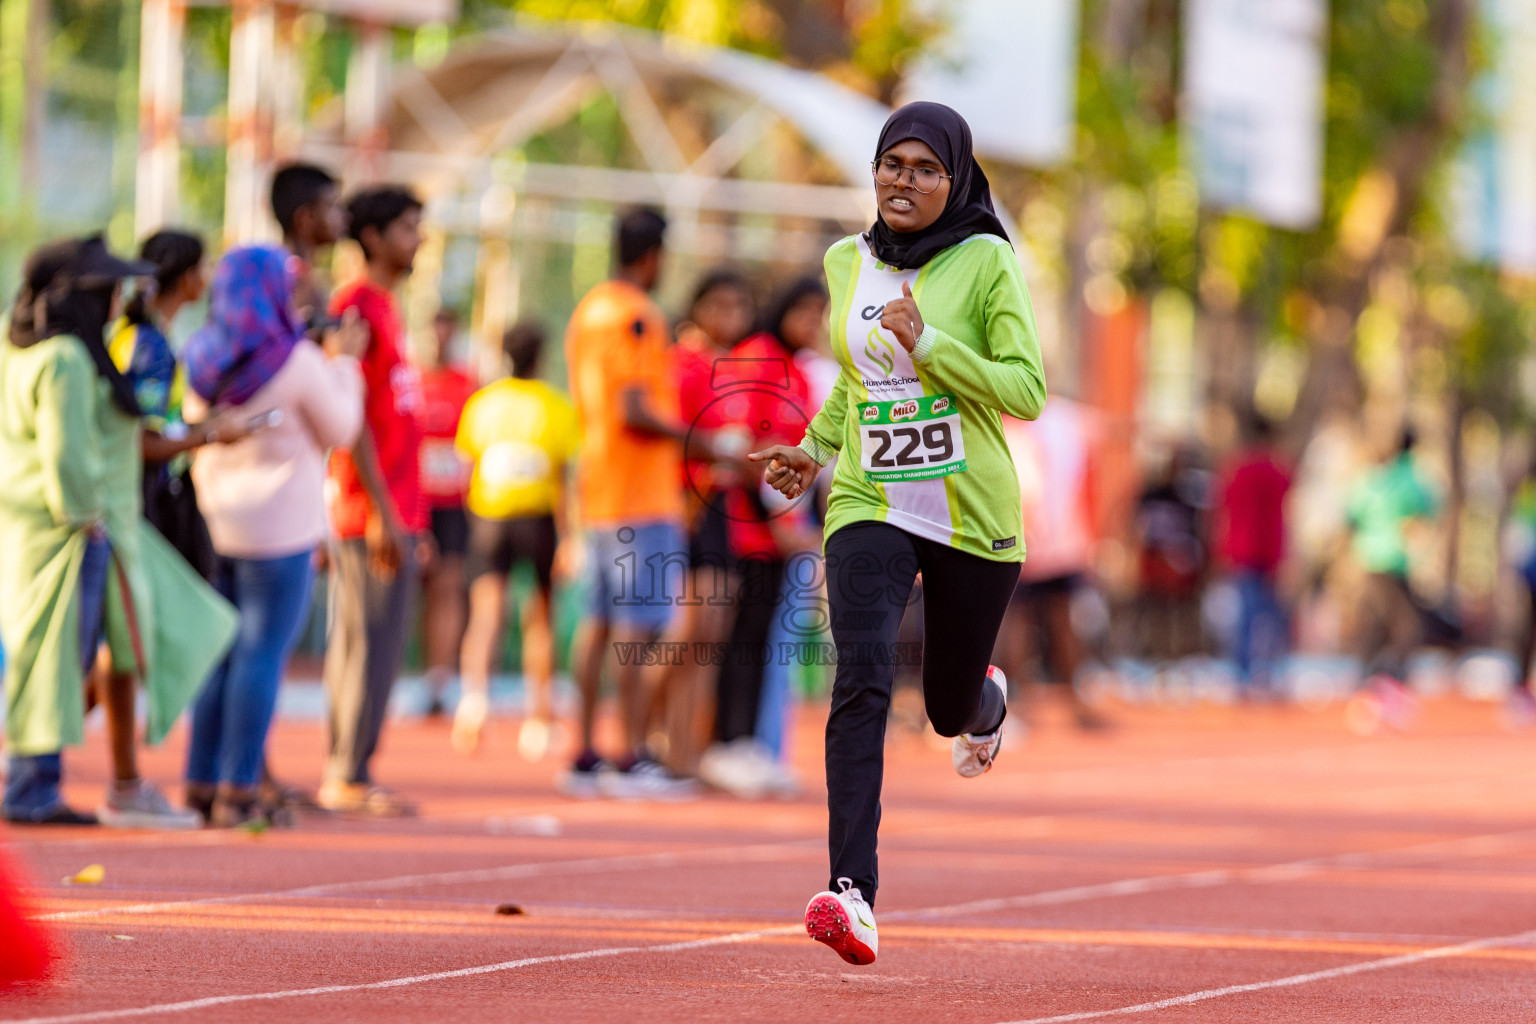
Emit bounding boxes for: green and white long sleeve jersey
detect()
[799,233,1047,563]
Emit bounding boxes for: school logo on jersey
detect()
[930,397,950,415]
[864,326,896,378]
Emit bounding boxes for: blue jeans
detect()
[756,552,826,759]
[3,534,110,820]
[186,550,315,789]
[1229,569,1287,691]
[584,520,688,632]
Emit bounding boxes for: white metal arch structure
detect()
[307,27,884,230]
[294,24,1030,352]
[301,24,1020,254]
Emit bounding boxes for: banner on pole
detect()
[901,0,1078,167]
[1183,0,1326,229]
[1454,0,1536,274]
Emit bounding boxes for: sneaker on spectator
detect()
[598,755,699,802]
[557,750,614,799]
[699,739,777,799]
[97,780,201,831]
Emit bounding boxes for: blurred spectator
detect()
[321,185,426,816]
[1504,459,1536,700]
[271,162,346,322]
[182,246,366,826]
[995,396,1107,729]
[265,161,346,811]
[1,236,235,826]
[98,228,256,829]
[675,269,775,795]
[1133,444,1211,662]
[417,308,477,719]
[112,230,218,576]
[453,322,578,761]
[753,277,833,780]
[1212,414,1293,696]
[564,208,700,799]
[696,275,824,797]
[1347,428,1440,690]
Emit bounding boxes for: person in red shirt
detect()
[703,277,826,798]
[322,185,425,815]
[1213,413,1293,695]
[416,308,476,719]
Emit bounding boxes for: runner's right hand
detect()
[748,445,819,501]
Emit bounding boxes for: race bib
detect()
[421,438,470,493]
[480,440,552,489]
[857,393,967,482]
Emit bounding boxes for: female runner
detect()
[750,101,1047,965]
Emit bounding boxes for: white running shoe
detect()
[597,757,700,801]
[97,780,201,831]
[952,665,1007,778]
[698,739,777,799]
[556,756,613,799]
[805,878,878,965]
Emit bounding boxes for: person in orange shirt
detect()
[563,209,731,799]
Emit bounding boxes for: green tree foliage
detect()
[1057,0,1531,432]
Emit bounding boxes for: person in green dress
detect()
[0,235,237,825]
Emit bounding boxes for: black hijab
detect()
[867,101,1011,270]
[9,236,148,416]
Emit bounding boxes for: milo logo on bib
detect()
[855,392,968,482]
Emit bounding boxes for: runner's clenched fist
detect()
[879,281,924,353]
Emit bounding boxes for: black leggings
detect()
[824,521,1020,906]
[715,555,786,743]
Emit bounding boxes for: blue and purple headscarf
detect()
[184,245,303,406]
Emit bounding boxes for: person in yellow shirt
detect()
[452,322,579,758]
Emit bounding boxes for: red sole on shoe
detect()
[804,894,875,965]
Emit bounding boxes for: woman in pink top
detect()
[180,247,365,826]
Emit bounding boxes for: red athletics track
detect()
[2,696,1536,1023]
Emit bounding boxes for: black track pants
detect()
[823,521,1020,906]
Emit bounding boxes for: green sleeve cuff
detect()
[912,323,939,364]
[798,435,836,466]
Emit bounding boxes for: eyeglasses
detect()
[872,156,950,195]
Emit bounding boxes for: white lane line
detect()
[37,823,1536,925]
[0,924,804,1024]
[12,897,1536,1024]
[994,927,1536,1024]
[10,828,1536,1023]
[890,827,1536,923]
[33,839,821,922]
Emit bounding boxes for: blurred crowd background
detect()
[3,0,1536,814]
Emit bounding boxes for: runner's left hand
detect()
[880,281,924,353]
